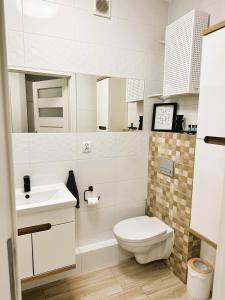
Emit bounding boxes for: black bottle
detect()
[66,170,79,208]
[138,116,143,130]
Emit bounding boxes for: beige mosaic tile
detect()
[147,132,201,282]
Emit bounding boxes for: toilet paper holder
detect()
[84,186,100,202]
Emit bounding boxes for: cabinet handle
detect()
[204,136,225,146]
[18,223,52,236]
[98,126,107,130]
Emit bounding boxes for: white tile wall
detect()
[12,132,148,247]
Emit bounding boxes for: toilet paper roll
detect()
[86,197,99,206]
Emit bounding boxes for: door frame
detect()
[8,67,77,132]
[0,1,21,299]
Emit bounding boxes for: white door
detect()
[32,222,75,275]
[33,78,69,132]
[0,1,21,298]
[97,78,109,131]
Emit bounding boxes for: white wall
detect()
[13,132,148,247]
[167,0,224,264]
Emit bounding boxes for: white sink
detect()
[16,183,77,215]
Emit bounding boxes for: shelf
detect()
[147,94,171,101]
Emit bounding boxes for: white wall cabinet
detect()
[33,222,75,275]
[97,78,127,131]
[191,25,225,245]
[126,79,144,102]
[18,235,33,279]
[197,27,225,139]
[163,10,209,96]
[191,140,225,244]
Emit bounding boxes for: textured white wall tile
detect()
[6,30,25,66]
[23,0,77,40]
[114,201,146,224]
[78,181,116,211]
[77,206,115,245]
[116,179,147,206]
[115,155,148,181]
[29,160,76,186]
[14,163,31,188]
[77,158,117,185]
[29,134,77,163]
[76,133,117,159]
[12,133,29,164]
[3,0,23,31]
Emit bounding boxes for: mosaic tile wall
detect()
[147,132,201,282]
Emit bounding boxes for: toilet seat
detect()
[113,216,168,243]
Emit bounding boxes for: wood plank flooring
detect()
[22,259,196,300]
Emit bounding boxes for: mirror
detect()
[8,70,145,133]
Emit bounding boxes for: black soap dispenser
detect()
[66,170,80,208]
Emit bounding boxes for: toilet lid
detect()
[113,216,167,243]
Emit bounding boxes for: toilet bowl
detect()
[113,216,174,264]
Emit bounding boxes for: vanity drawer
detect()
[17,207,75,228]
[18,235,33,279]
[32,222,75,275]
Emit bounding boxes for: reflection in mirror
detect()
[8,70,145,133]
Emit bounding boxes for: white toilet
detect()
[113,216,174,264]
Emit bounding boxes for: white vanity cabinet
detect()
[18,235,33,279]
[33,222,75,275]
[17,207,76,280]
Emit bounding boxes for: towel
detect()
[66,170,80,208]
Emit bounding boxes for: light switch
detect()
[82,141,91,153]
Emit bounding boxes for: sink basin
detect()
[16,183,77,214]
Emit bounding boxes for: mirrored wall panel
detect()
[8,70,145,133]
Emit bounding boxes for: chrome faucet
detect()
[23,175,30,193]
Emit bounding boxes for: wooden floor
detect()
[22,259,196,300]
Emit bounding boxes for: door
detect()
[97,78,109,131]
[32,222,75,275]
[33,78,69,132]
[17,235,33,279]
[0,1,21,299]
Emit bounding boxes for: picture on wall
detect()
[152,103,177,132]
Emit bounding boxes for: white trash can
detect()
[187,258,213,300]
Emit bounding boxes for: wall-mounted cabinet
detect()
[97,78,128,131]
[163,10,209,97]
[126,79,144,102]
[191,25,225,245]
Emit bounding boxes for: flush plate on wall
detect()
[157,157,174,177]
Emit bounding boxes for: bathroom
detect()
[0,0,225,299]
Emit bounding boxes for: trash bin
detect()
[187,258,213,300]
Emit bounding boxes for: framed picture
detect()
[152,103,177,132]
